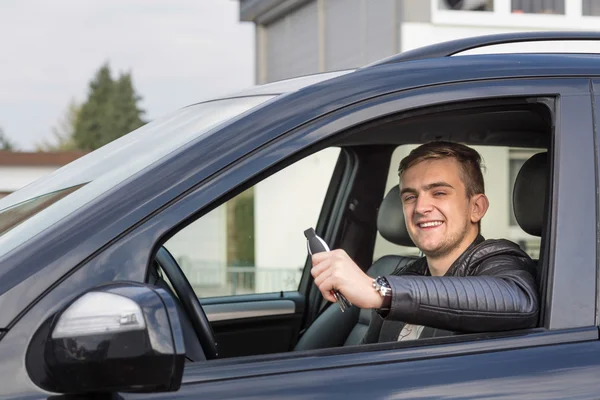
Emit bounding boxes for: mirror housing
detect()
[27,282,186,394]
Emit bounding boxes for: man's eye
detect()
[434,192,446,197]
[403,195,416,202]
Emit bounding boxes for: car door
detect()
[2,74,597,399]
[119,76,600,398]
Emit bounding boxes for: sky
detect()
[0,0,255,151]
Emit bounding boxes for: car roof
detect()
[206,69,355,100]
[207,31,600,103]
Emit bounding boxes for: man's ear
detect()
[470,194,489,224]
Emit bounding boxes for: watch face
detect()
[376,276,388,287]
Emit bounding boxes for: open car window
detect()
[163,147,342,298]
[374,145,544,262]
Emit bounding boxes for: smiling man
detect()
[311,141,540,343]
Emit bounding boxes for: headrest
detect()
[513,152,548,237]
[377,185,416,247]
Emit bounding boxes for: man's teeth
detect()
[419,221,443,228]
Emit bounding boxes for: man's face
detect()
[400,158,478,258]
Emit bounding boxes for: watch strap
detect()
[373,276,392,315]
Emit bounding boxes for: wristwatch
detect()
[372,276,392,313]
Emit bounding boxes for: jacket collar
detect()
[443,234,485,276]
[405,234,486,277]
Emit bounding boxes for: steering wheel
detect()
[155,246,219,360]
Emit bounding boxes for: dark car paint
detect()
[0,52,599,397]
[592,78,600,328]
[127,336,600,399]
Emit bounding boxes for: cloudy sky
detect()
[0,0,255,151]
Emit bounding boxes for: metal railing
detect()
[178,260,303,298]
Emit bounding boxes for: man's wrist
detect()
[372,276,392,314]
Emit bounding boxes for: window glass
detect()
[373,145,543,262]
[512,0,564,14]
[438,0,493,11]
[583,0,600,15]
[163,147,341,298]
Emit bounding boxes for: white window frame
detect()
[431,0,600,30]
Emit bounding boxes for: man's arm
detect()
[383,255,539,332]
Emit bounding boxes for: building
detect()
[0,151,86,199]
[239,0,600,85]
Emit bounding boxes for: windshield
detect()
[0,95,275,258]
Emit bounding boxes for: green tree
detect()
[112,72,146,137]
[36,99,80,151]
[0,127,17,151]
[73,62,146,151]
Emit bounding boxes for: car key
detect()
[304,227,352,312]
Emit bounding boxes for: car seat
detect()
[294,185,419,351]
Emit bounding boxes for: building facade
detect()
[240,0,600,84]
[0,151,86,199]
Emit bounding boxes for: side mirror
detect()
[26,282,186,394]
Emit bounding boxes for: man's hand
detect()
[311,249,384,309]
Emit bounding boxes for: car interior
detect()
[148,95,553,364]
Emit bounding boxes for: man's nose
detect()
[415,195,433,215]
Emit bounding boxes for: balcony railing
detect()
[178,261,303,298]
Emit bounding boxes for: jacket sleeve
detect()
[384,255,539,332]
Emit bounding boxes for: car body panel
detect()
[213,69,354,98]
[544,90,596,329]
[122,329,600,399]
[592,79,600,328]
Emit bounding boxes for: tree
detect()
[73,62,146,151]
[36,99,80,151]
[0,127,17,151]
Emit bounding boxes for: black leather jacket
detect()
[361,235,540,344]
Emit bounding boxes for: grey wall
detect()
[265,1,319,82]
[260,0,402,83]
[403,0,431,22]
[583,0,600,15]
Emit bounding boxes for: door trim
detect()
[204,300,296,322]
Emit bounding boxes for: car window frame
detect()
[592,79,600,329]
[148,77,593,326]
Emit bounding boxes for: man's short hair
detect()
[398,141,485,197]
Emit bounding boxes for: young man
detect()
[311,141,539,343]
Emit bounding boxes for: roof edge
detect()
[0,151,88,167]
[239,0,312,24]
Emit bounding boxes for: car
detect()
[1,31,600,399]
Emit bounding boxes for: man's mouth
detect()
[418,221,443,229]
